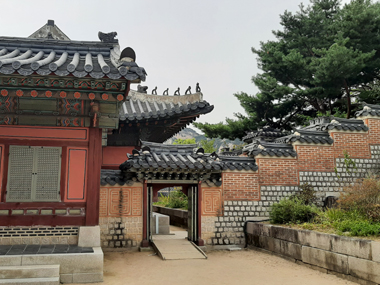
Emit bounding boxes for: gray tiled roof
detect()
[303,116,368,132]
[242,126,286,143]
[101,169,128,186]
[275,129,334,145]
[242,140,297,158]
[119,141,257,174]
[356,103,380,118]
[0,37,146,81]
[119,90,213,122]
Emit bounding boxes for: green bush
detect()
[291,183,318,205]
[154,191,188,210]
[270,198,319,224]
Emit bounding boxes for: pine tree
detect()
[195,0,380,140]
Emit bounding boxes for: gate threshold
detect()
[152,239,207,260]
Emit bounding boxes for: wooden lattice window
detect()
[6,146,61,202]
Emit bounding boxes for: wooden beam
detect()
[85,128,102,226]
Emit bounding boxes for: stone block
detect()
[21,247,103,274]
[60,274,73,283]
[78,226,100,247]
[72,272,103,283]
[270,226,299,243]
[302,246,348,274]
[0,256,22,266]
[348,256,380,283]
[298,230,331,251]
[371,241,380,262]
[0,265,59,279]
[259,236,301,260]
[0,277,60,284]
[330,235,371,259]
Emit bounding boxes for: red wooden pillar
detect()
[141,180,149,247]
[197,181,204,246]
[85,128,102,226]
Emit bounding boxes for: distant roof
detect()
[0,20,146,81]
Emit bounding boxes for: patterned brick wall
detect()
[202,187,223,216]
[99,184,143,249]
[0,226,78,245]
[222,172,259,200]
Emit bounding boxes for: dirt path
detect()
[79,249,357,285]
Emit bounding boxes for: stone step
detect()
[0,277,59,285]
[0,265,59,279]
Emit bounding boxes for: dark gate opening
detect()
[147,183,199,243]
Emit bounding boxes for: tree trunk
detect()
[343,80,351,119]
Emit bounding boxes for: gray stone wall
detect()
[246,223,380,284]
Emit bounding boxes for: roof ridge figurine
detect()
[98,31,118,43]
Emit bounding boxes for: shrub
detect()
[339,177,380,222]
[270,198,319,224]
[292,183,318,205]
[154,191,188,210]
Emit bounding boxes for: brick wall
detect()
[222,172,260,200]
[295,145,335,172]
[256,159,298,185]
[204,118,380,247]
[99,184,143,249]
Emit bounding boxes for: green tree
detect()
[173,138,196,145]
[199,139,217,153]
[195,0,380,140]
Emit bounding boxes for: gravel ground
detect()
[74,248,358,285]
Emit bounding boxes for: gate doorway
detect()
[145,183,206,260]
[147,184,199,243]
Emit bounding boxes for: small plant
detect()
[292,183,318,205]
[270,198,319,224]
[334,150,358,182]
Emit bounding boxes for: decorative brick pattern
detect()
[100,186,142,218]
[0,226,78,245]
[99,184,143,248]
[109,188,131,216]
[202,187,223,216]
[223,172,259,200]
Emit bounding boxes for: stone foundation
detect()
[246,223,380,285]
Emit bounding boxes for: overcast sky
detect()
[1,0,351,131]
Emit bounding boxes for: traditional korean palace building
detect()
[2,19,380,284]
